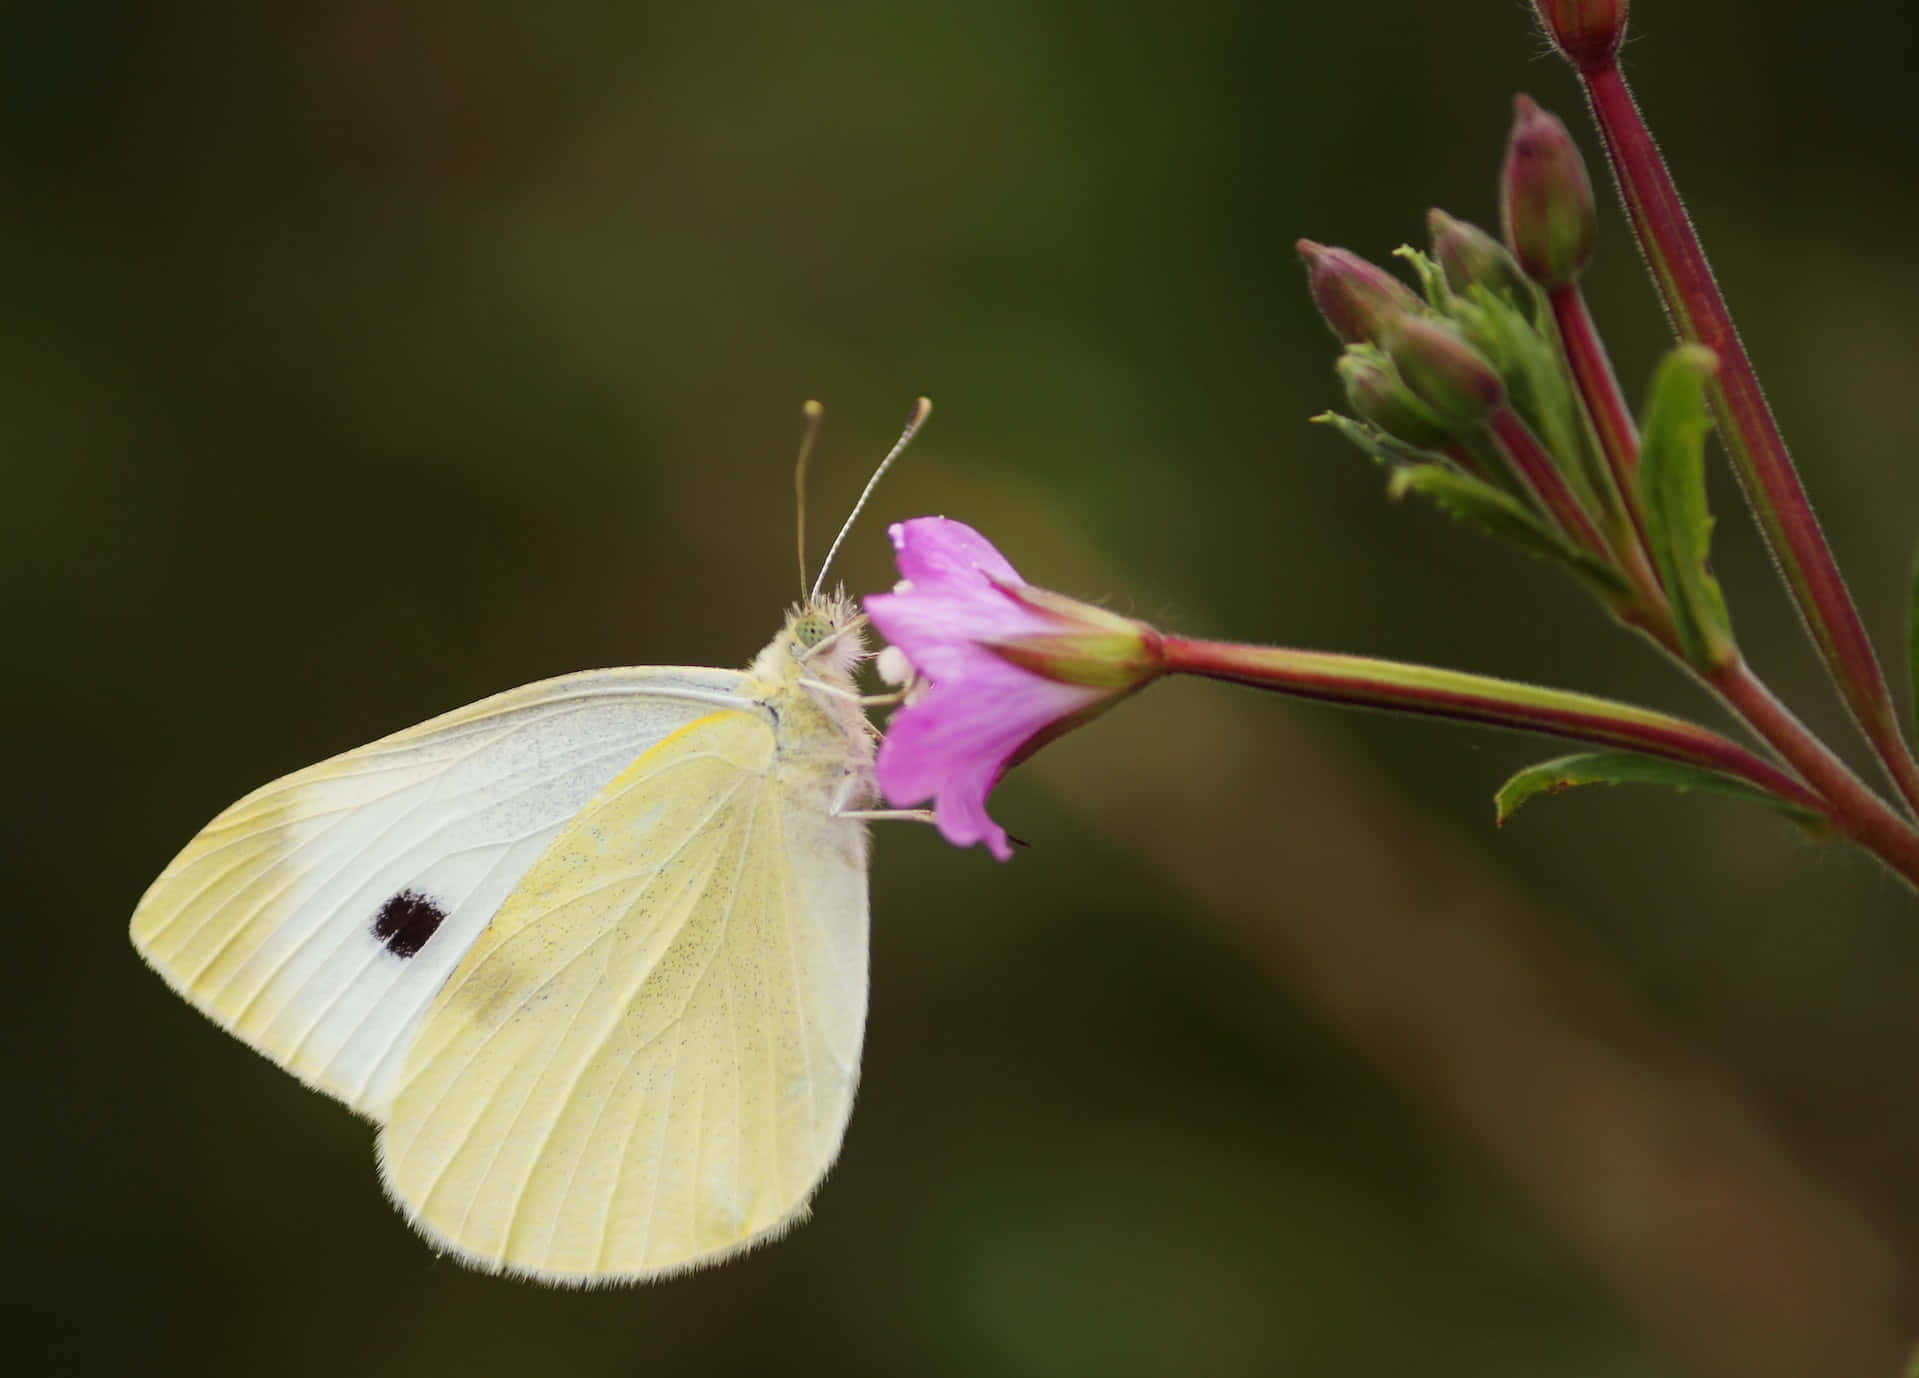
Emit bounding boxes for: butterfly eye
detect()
[792,610,833,648]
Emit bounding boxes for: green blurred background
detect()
[9,2,1919,1374]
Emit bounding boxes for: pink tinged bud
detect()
[1385,317,1506,427]
[1500,95,1597,289]
[1337,348,1452,449]
[1296,239,1423,345]
[1531,0,1628,73]
[864,518,1162,860]
[1426,208,1533,307]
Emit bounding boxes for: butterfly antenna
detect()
[811,396,932,602]
[794,399,826,601]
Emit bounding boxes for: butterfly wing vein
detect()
[128,669,752,1115]
[379,708,870,1283]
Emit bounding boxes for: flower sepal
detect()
[1531,0,1627,73]
[986,626,1165,690]
[968,568,1165,687]
[976,569,1144,636]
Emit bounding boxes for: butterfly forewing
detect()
[129,668,750,1116]
[380,708,870,1282]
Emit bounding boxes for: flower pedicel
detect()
[865,518,1841,874]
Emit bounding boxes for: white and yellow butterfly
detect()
[129,401,929,1284]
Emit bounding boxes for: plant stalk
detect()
[1160,635,1919,889]
[1487,407,1612,559]
[1576,59,1919,816]
[1549,283,1642,513]
[1162,636,1811,802]
[1706,657,1919,890]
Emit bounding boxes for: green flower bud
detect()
[1531,0,1628,73]
[1500,95,1597,289]
[1297,239,1423,345]
[1386,318,1506,427]
[1337,347,1452,449]
[1427,208,1534,309]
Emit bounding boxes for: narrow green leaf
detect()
[1388,464,1630,599]
[1315,411,1625,599]
[1310,411,1451,470]
[1389,463,1557,551]
[1638,345,1736,666]
[1494,750,1827,834]
[1391,245,1453,311]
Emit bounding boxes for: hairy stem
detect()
[1578,59,1919,815]
[1160,635,1919,888]
[1706,657,1919,891]
[1161,636,1815,804]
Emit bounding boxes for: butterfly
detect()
[128,400,929,1284]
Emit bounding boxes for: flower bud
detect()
[1297,239,1423,345]
[1500,95,1597,289]
[1427,209,1533,308]
[1386,317,1505,427]
[1337,347,1452,449]
[1531,0,1627,73]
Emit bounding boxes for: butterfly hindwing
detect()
[379,707,871,1283]
[129,667,751,1117]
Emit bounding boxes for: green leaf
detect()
[1391,245,1453,311]
[1637,345,1736,667]
[1310,411,1452,470]
[1314,412,1626,600]
[1387,464,1631,599]
[1389,463,1556,549]
[1494,751,1827,834]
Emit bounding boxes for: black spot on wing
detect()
[372,890,447,959]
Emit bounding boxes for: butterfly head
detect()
[767,588,869,683]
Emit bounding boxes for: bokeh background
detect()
[9,2,1919,1375]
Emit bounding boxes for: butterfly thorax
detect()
[742,588,877,809]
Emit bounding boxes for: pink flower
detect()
[864,518,1162,860]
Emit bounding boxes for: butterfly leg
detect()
[799,677,910,708]
[836,808,937,825]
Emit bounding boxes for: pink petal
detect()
[865,517,1108,862]
[887,517,1024,589]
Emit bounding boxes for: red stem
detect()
[1159,634,1919,889]
[1708,657,1919,890]
[1579,61,1919,816]
[1487,407,1611,558]
[1159,636,1820,810]
[1550,283,1639,486]
[1544,281,1676,609]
